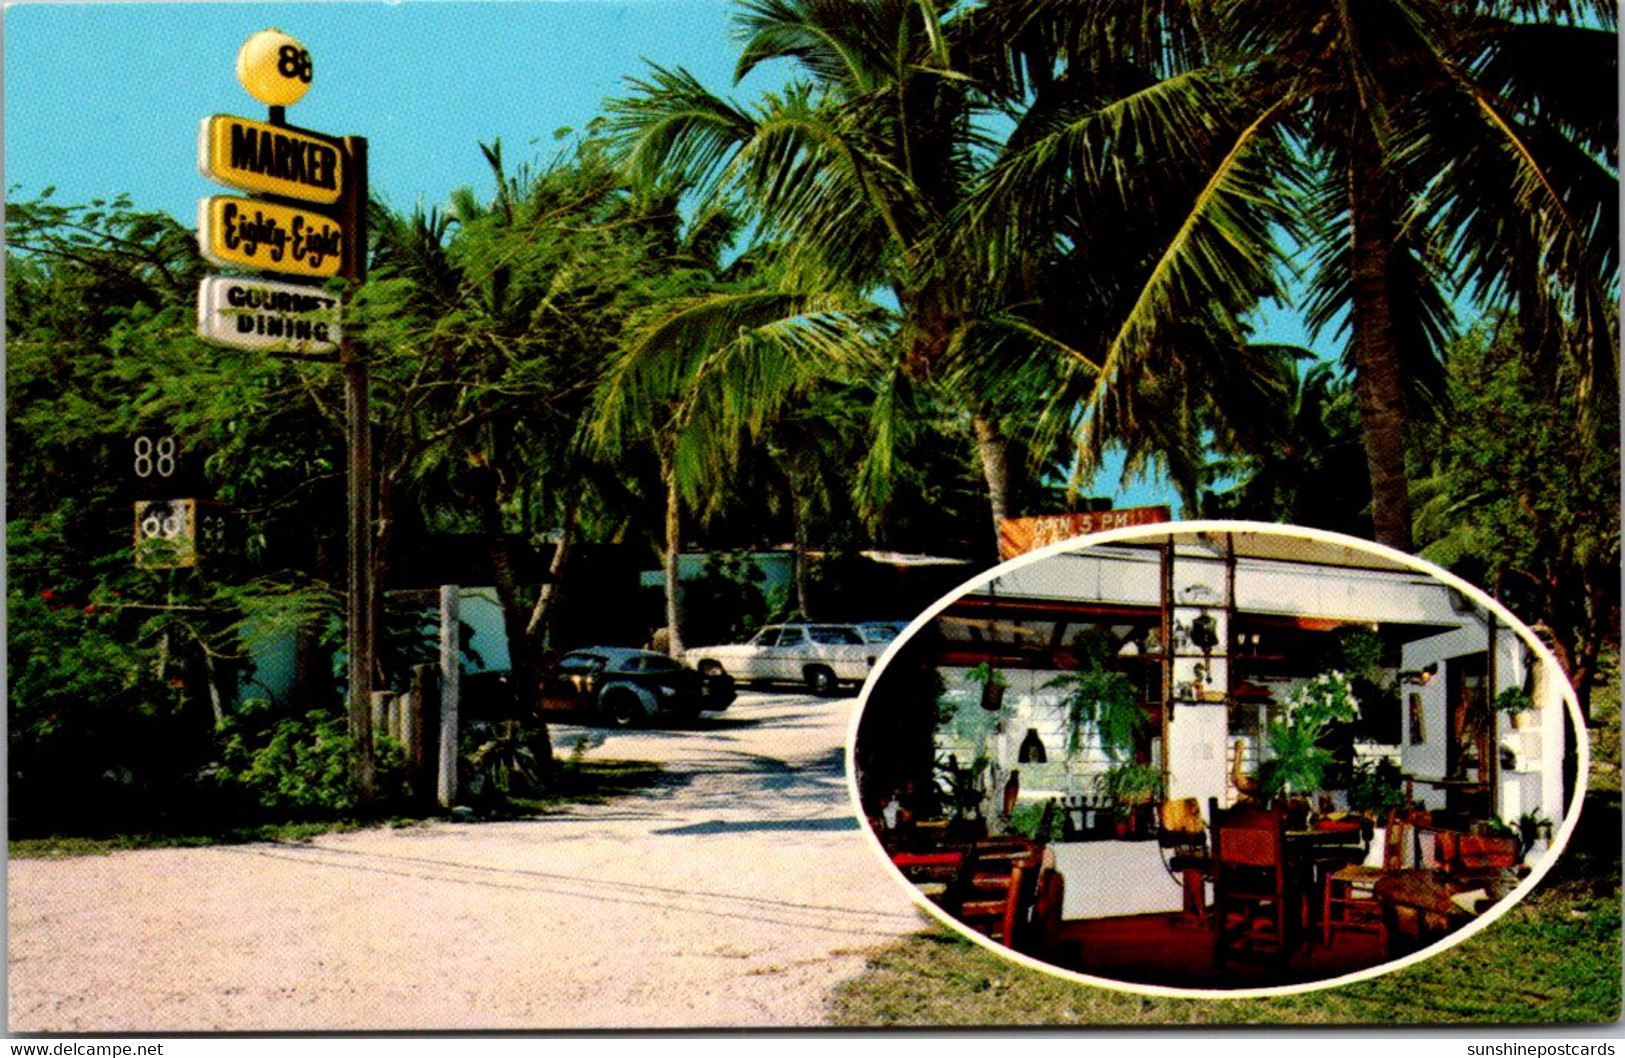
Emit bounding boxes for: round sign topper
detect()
[236,28,313,107]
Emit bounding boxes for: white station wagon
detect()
[684,623,882,696]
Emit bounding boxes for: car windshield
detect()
[860,624,901,643]
[809,626,863,645]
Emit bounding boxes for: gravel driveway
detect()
[7,691,927,1033]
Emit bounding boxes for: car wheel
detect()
[604,689,644,728]
[697,660,725,677]
[805,665,838,697]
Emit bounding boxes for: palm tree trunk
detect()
[974,414,1012,562]
[474,466,553,765]
[1349,147,1414,552]
[663,463,685,658]
[526,503,578,651]
[790,481,814,620]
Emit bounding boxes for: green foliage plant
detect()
[1260,670,1361,800]
[1495,686,1535,716]
[462,719,549,809]
[1045,665,1143,760]
[216,703,360,820]
[1093,762,1166,820]
[1347,757,1407,817]
[963,661,1008,688]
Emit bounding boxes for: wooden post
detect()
[409,662,435,804]
[438,584,460,807]
[371,691,391,740]
[340,132,376,804]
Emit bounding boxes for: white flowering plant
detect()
[1261,670,1361,799]
[1285,670,1361,730]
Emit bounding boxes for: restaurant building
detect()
[854,524,1580,993]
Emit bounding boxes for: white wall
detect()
[1399,622,1562,821]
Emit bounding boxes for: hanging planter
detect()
[966,661,1009,711]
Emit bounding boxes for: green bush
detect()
[215,701,409,822]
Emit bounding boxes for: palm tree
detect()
[1202,352,1371,532]
[608,0,1032,558]
[590,270,882,655]
[969,0,1617,550]
[362,138,648,758]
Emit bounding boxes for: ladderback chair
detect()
[957,839,1044,950]
[1322,810,1411,947]
[1210,798,1295,967]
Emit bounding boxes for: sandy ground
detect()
[6,691,928,1033]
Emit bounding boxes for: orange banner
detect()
[998,507,1172,559]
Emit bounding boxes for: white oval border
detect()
[845,519,1591,1001]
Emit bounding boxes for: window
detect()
[623,655,681,672]
[810,626,863,645]
[559,654,606,675]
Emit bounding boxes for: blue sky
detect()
[5,0,1329,513]
[4,1,753,220]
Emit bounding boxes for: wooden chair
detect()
[1028,855,1067,960]
[1322,812,1410,948]
[1210,798,1296,967]
[957,839,1044,950]
[1157,797,1211,928]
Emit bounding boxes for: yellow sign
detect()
[198,196,344,278]
[237,28,312,107]
[199,115,342,204]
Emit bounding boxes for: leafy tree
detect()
[964,0,1617,550]
[7,191,345,832]
[1203,354,1372,534]
[1415,321,1620,721]
[608,0,1052,558]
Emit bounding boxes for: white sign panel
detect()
[196,275,342,354]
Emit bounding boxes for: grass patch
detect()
[832,783,1622,1027]
[830,882,1620,1026]
[9,756,669,858]
[488,756,673,816]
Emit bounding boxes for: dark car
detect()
[465,647,735,728]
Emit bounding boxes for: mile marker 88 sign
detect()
[133,499,230,569]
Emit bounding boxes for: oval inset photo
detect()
[849,521,1587,998]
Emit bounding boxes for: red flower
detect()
[83,604,96,614]
[39,589,54,600]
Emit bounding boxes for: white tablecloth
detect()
[1052,841,1187,920]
